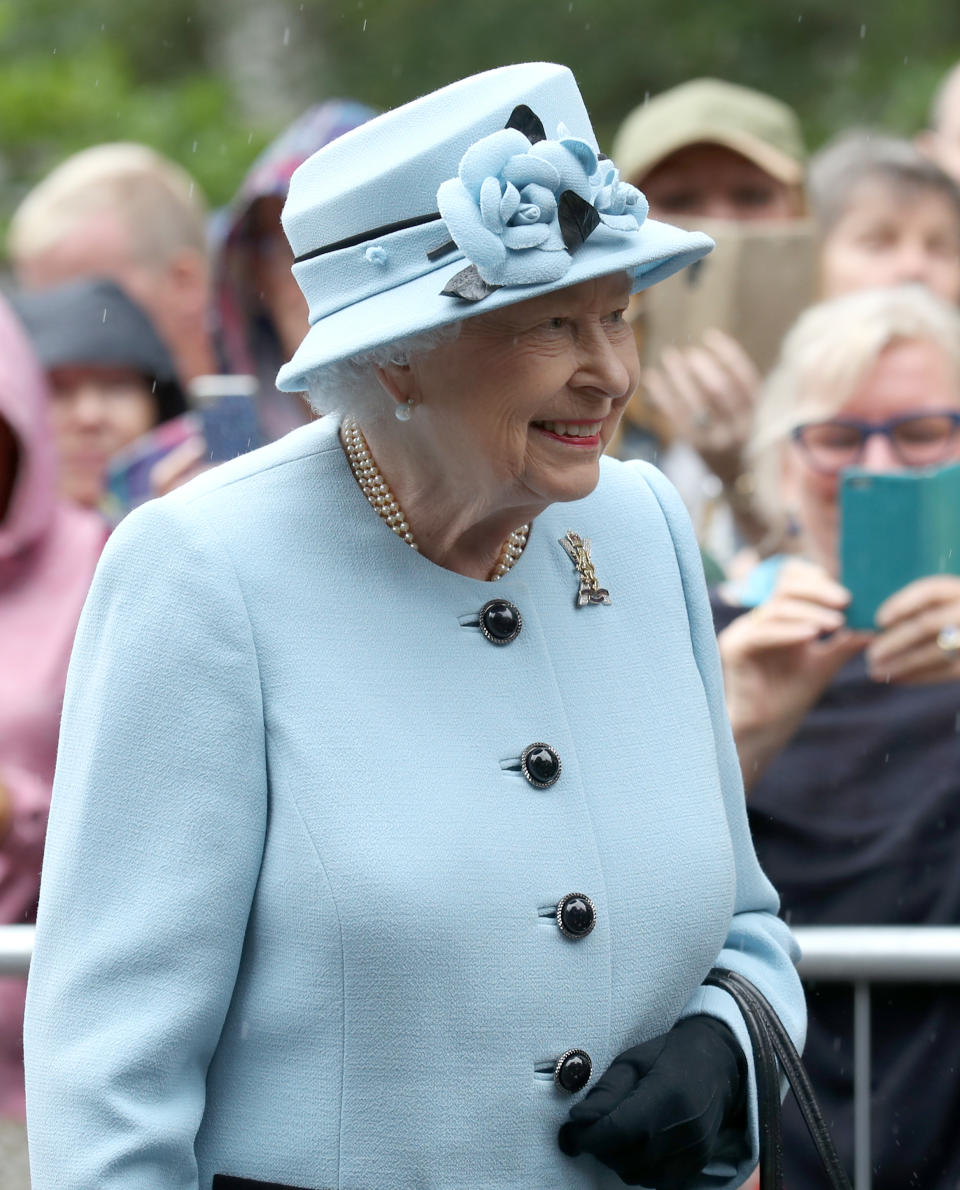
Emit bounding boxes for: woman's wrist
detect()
[725,700,798,796]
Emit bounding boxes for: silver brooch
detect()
[559,531,611,607]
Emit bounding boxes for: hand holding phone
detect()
[718,558,870,791]
[103,413,201,522]
[865,574,960,683]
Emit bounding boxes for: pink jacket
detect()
[0,297,106,1118]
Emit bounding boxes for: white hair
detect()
[750,284,960,530]
[304,322,462,419]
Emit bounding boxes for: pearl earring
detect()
[395,399,415,421]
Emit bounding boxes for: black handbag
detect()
[704,968,852,1190]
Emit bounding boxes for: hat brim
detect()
[276,219,712,391]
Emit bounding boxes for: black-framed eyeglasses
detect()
[791,411,960,474]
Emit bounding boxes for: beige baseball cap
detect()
[612,78,806,187]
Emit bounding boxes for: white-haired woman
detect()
[715,284,960,1189]
[24,64,803,1190]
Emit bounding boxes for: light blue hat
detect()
[276,62,713,391]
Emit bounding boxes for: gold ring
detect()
[936,625,960,655]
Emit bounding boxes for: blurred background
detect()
[0,0,959,232]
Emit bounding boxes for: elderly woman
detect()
[715,284,960,1189]
[24,64,803,1190]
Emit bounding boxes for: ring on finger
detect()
[936,624,960,656]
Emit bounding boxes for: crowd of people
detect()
[2,55,960,1190]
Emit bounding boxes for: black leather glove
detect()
[557,1015,748,1189]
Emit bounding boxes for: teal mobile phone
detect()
[839,460,960,629]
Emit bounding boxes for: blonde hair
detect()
[751,285,960,527]
[8,142,208,269]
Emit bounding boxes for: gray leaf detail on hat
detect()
[441,265,502,303]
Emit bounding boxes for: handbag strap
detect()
[704,968,852,1190]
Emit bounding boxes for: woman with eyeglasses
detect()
[714,283,960,1190]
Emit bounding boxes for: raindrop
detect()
[859,23,866,38]
[101,307,108,324]
[568,1,572,10]
[192,141,198,153]
[248,131,254,145]
[701,473,723,500]
[283,26,291,45]
[52,47,56,54]
[362,17,367,30]
[797,12,803,21]
[188,182,195,197]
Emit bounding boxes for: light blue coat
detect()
[24,415,804,1189]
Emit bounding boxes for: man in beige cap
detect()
[613,78,806,222]
[613,80,809,569]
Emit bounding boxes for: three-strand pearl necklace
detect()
[341,417,529,580]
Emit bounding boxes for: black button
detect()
[557,893,596,939]
[520,743,561,788]
[479,599,522,645]
[555,1048,592,1093]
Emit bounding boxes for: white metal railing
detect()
[795,926,960,1190]
[3,924,960,1189]
[0,925,33,977]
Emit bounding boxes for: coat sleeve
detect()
[636,461,806,1186]
[24,495,268,1190]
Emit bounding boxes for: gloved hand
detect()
[557,1015,747,1189]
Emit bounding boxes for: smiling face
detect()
[396,272,639,518]
[782,337,960,573]
[819,179,960,303]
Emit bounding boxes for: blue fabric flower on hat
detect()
[436,113,647,295]
[593,160,649,231]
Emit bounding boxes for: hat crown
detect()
[282,63,594,259]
